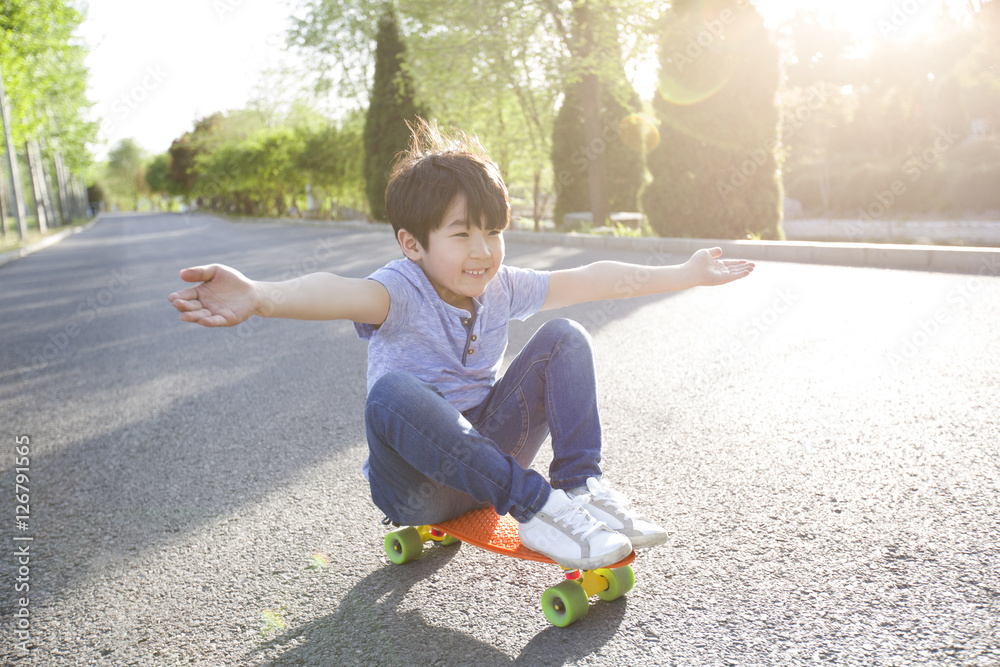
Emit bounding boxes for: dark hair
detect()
[385,118,510,250]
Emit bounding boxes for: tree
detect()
[288,0,668,228]
[1,0,96,237]
[552,70,644,227]
[363,5,426,221]
[0,0,95,169]
[643,0,782,239]
[295,112,366,217]
[145,153,173,210]
[105,139,147,210]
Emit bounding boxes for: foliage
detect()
[363,5,426,221]
[158,107,366,218]
[105,139,148,210]
[552,66,644,228]
[779,2,1000,218]
[0,0,96,171]
[288,0,668,226]
[643,0,782,240]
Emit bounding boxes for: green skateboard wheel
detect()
[384,527,424,564]
[541,579,589,627]
[595,565,635,601]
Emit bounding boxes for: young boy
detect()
[168,119,754,570]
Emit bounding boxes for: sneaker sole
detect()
[626,531,668,549]
[538,540,633,570]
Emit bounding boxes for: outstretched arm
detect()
[541,247,754,311]
[168,264,390,327]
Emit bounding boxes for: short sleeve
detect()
[502,265,550,321]
[353,265,420,340]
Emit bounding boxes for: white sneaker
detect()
[568,477,667,549]
[518,489,633,569]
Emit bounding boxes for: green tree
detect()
[552,72,644,228]
[363,5,426,221]
[288,0,668,228]
[644,0,782,240]
[145,153,173,210]
[105,139,147,210]
[0,0,95,169]
[295,112,366,217]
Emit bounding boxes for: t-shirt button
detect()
[462,318,470,325]
[471,335,477,341]
[467,348,475,355]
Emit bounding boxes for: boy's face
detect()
[399,192,505,312]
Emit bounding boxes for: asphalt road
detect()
[1,213,998,666]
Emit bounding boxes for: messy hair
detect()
[385,117,510,250]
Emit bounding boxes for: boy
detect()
[168,119,754,570]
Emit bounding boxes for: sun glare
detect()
[753,0,975,39]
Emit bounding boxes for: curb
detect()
[502,230,1000,275]
[0,216,101,269]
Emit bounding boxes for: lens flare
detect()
[619,115,660,153]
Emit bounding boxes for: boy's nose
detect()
[469,235,491,258]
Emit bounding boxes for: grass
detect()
[1,216,93,253]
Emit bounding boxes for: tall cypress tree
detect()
[643,0,782,239]
[363,4,425,222]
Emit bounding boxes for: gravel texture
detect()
[1,213,998,666]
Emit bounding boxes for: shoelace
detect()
[550,493,605,540]
[588,479,634,518]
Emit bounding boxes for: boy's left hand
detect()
[685,247,755,286]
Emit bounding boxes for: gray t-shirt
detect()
[354,257,550,412]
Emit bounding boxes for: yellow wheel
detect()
[541,580,589,627]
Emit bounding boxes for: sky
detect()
[78,0,299,160]
[77,0,971,162]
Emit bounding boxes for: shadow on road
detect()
[256,542,629,666]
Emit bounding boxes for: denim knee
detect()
[537,318,593,357]
[367,371,438,412]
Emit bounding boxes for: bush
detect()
[946,163,1000,213]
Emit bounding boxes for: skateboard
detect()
[383,507,636,627]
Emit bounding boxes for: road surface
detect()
[1,213,998,665]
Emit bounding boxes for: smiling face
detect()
[398,191,505,313]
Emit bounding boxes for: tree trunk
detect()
[25,140,49,233]
[574,1,609,227]
[0,66,28,240]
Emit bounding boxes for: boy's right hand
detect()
[168,264,263,327]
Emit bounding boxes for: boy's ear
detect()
[397,228,423,261]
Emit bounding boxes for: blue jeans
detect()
[365,318,603,525]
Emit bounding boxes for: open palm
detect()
[168,264,261,327]
[686,247,755,286]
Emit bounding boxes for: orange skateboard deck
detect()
[383,507,638,626]
[432,507,636,568]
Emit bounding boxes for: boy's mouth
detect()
[463,269,488,277]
